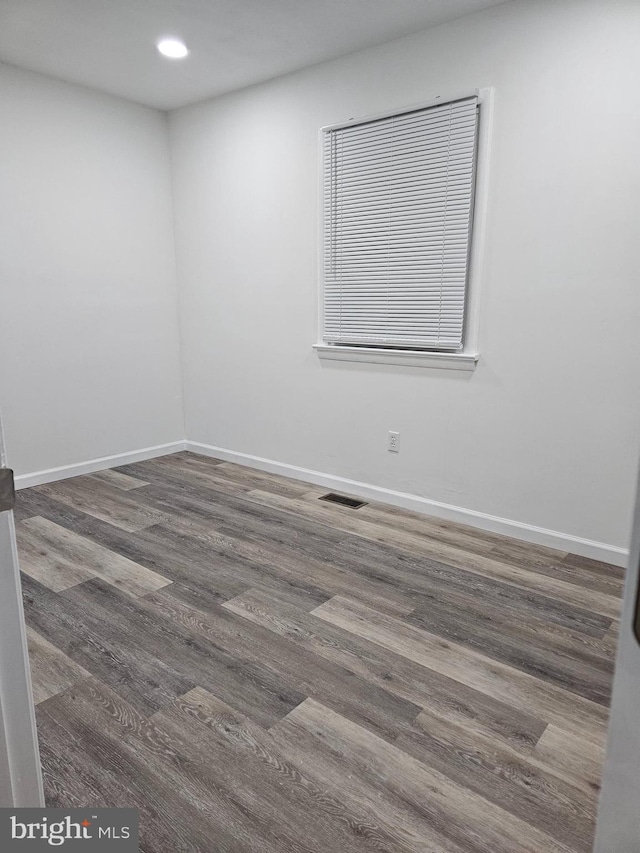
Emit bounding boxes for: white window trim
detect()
[312,344,478,370]
[314,86,494,371]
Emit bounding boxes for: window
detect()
[317,93,485,369]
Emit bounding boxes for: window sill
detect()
[313,344,479,371]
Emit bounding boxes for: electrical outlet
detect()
[388,431,400,453]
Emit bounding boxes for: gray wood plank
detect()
[393,705,596,851]
[62,577,306,729]
[125,474,613,637]
[26,627,90,704]
[87,469,149,491]
[313,595,609,746]
[155,687,409,853]
[489,540,624,597]
[38,680,277,853]
[406,593,614,704]
[534,724,606,797]
[22,573,196,716]
[246,489,621,620]
[119,454,314,499]
[20,452,619,853]
[223,587,547,752]
[141,585,422,743]
[18,523,96,591]
[271,698,574,853]
[19,516,171,597]
[31,478,167,532]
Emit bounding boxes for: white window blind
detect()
[322,96,479,351]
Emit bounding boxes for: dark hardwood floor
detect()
[15,452,623,852]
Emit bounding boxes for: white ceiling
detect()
[0,0,508,111]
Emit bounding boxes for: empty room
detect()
[1,0,639,850]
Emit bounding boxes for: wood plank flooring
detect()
[15,452,623,853]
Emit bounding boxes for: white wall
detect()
[0,63,184,477]
[169,0,640,558]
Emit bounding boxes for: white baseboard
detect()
[187,440,629,568]
[15,441,187,490]
[15,436,628,567]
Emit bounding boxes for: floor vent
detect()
[319,492,367,509]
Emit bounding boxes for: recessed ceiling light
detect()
[157,38,189,59]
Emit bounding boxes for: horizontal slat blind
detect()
[323,97,478,350]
